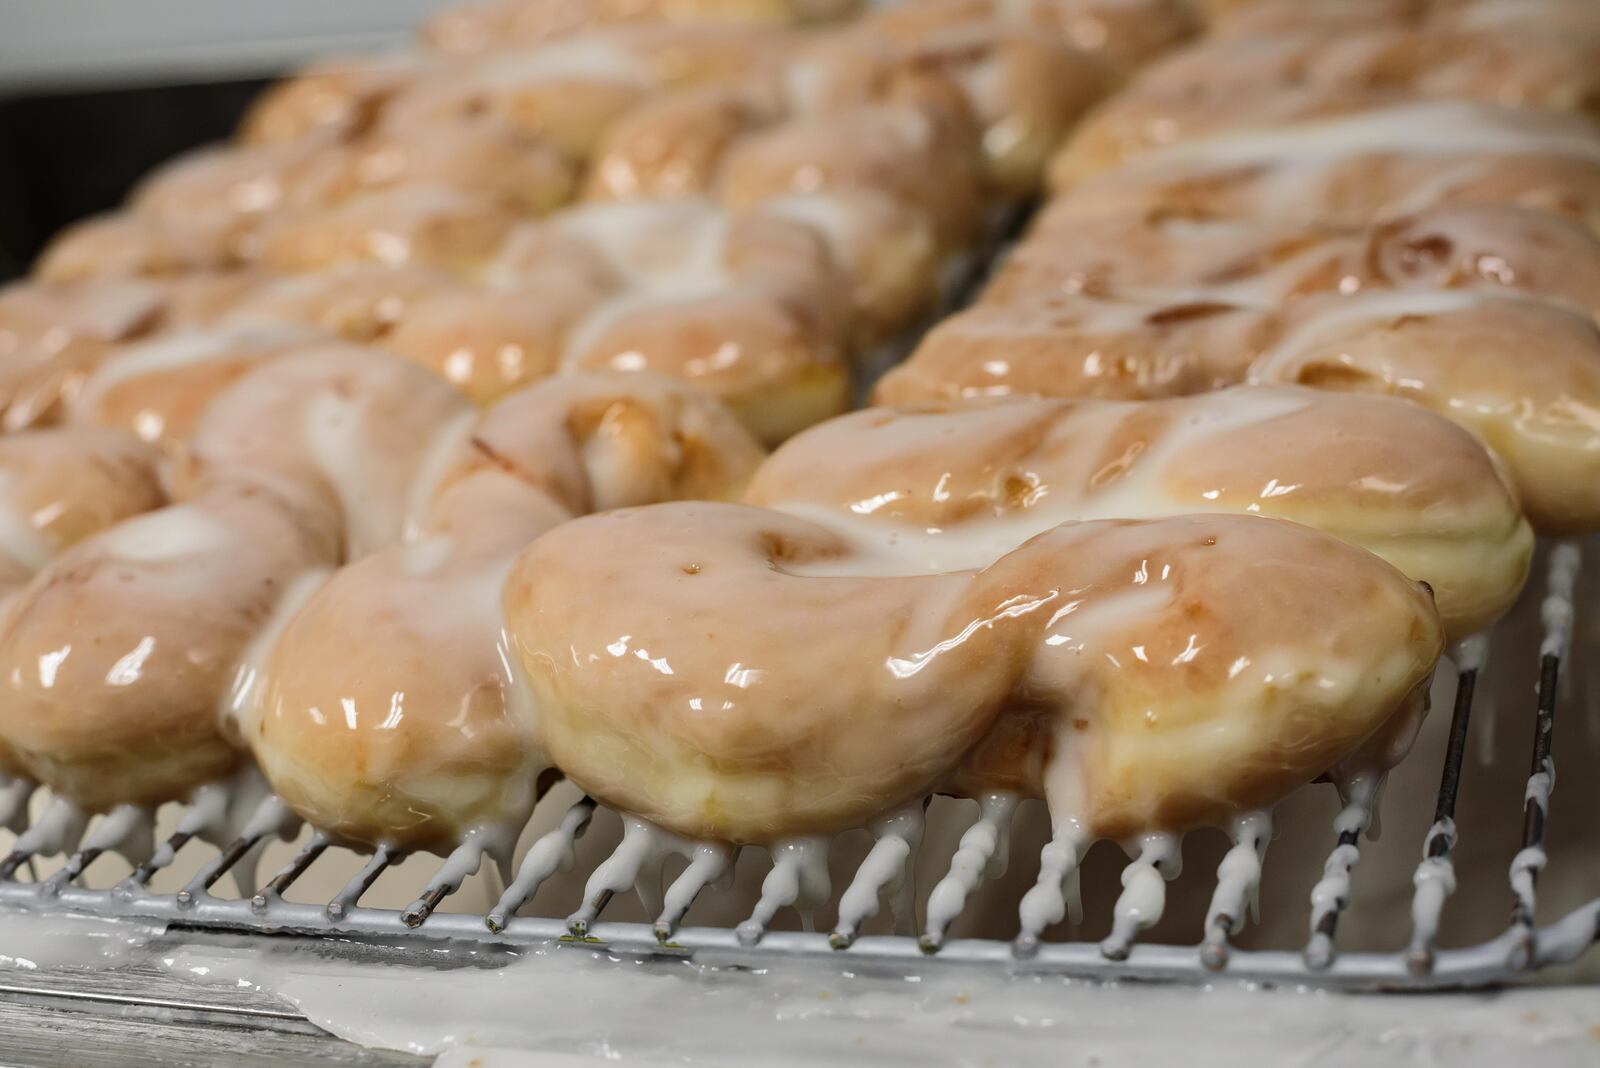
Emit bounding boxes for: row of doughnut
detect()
[0,0,1201,860]
[0,0,1594,941]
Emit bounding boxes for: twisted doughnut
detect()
[243,373,762,850]
[881,290,1600,536]
[749,385,1531,638]
[504,505,1441,842]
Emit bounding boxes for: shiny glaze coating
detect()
[69,328,345,448]
[0,426,168,777]
[421,0,860,55]
[882,289,1600,536]
[750,386,1531,637]
[0,427,167,590]
[1251,292,1600,537]
[787,21,1113,196]
[247,373,763,850]
[0,274,262,431]
[1052,12,1600,183]
[985,202,1600,321]
[238,52,440,146]
[489,199,852,443]
[506,506,1441,842]
[0,349,464,809]
[858,0,1201,74]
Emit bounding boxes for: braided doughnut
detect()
[0,427,166,594]
[0,274,262,430]
[36,202,855,447]
[421,0,860,55]
[0,349,462,810]
[881,290,1600,536]
[785,22,1113,196]
[485,199,852,442]
[858,0,1202,75]
[0,427,169,778]
[243,373,762,851]
[749,386,1530,638]
[383,25,793,162]
[1037,94,1600,239]
[1208,0,1598,41]
[504,505,1441,842]
[985,202,1600,320]
[237,52,441,147]
[1051,20,1600,184]
[0,331,765,831]
[68,328,347,448]
[32,213,240,285]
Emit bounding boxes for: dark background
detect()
[0,78,270,280]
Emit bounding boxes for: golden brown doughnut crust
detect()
[506,505,1442,842]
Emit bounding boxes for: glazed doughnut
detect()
[383,25,794,161]
[0,348,465,810]
[1038,95,1600,242]
[985,202,1600,321]
[749,386,1530,638]
[0,279,167,417]
[0,427,167,593]
[218,265,461,343]
[0,427,170,779]
[747,191,942,343]
[858,0,1202,74]
[253,186,525,274]
[719,98,985,248]
[32,212,238,284]
[238,52,443,146]
[486,199,852,442]
[1052,22,1600,183]
[1209,0,1598,40]
[1248,291,1600,538]
[129,138,332,235]
[504,505,1442,843]
[380,277,611,405]
[786,22,1113,196]
[290,119,578,217]
[584,84,785,202]
[422,0,859,54]
[243,373,763,851]
[585,88,965,336]
[0,274,261,430]
[68,329,367,449]
[28,198,861,446]
[882,290,1600,536]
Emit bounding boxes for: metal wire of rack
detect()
[0,542,1592,994]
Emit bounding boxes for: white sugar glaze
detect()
[1202,810,1271,964]
[0,473,55,575]
[1150,101,1600,170]
[156,938,1600,1065]
[769,387,1315,576]
[0,906,163,971]
[922,792,1017,948]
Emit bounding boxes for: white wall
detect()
[0,0,455,92]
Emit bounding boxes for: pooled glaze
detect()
[505,505,1442,845]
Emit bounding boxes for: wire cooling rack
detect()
[0,542,1592,994]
